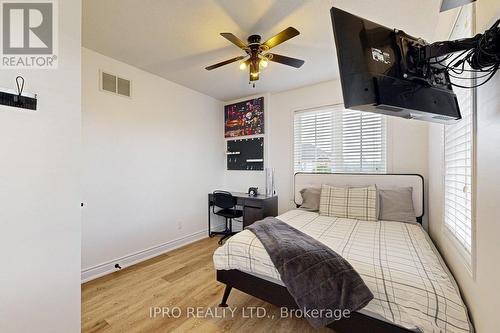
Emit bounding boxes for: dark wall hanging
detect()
[226,137,264,170]
[224,97,264,138]
[0,76,37,111]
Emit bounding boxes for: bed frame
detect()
[216,173,425,333]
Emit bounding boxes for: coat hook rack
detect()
[0,76,37,110]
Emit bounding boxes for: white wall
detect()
[0,1,81,332]
[81,48,224,281]
[428,1,500,332]
[223,80,430,227]
[222,93,271,193]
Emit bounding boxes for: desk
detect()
[208,192,278,237]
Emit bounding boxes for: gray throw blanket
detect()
[246,217,373,328]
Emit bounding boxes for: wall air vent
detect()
[100,70,131,97]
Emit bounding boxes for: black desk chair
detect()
[211,190,243,245]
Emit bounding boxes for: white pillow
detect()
[319,184,377,221]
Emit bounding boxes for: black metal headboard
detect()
[294,173,424,223]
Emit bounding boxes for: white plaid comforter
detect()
[213,210,472,333]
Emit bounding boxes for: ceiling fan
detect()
[205,27,305,86]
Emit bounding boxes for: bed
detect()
[213,173,474,333]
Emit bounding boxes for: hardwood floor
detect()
[82,237,332,333]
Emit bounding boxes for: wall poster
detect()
[224,97,264,137]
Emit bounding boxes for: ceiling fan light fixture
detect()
[206,27,304,85]
[260,57,269,68]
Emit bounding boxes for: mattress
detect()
[213,209,473,333]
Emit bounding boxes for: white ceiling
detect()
[83,0,442,101]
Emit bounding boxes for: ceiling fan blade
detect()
[262,27,300,50]
[220,33,248,49]
[205,56,246,70]
[266,53,304,68]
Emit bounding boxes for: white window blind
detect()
[294,106,386,174]
[443,4,474,264]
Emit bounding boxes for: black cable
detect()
[448,71,493,80]
[448,64,496,73]
[427,18,500,89]
[428,53,453,64]
[450,65,498,89]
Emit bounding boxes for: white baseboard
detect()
[81,229,208,283]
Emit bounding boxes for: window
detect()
[443,4,475,268]
[294,105,386,174]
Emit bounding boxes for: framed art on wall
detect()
[224,97,264,137]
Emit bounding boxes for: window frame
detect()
[441,3,477,278]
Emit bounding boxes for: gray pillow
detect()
[379,187,417,223]
[299,187,321,211]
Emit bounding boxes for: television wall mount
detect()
[397,18,500,89]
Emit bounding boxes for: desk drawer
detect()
[242,198,265,208]
[243,206,264,228]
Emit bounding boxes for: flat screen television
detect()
[330,7,461,123]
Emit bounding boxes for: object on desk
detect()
[248,187,259,197]
[0,76,37,111]
[226,137,264,170]
[265,168,275,197]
